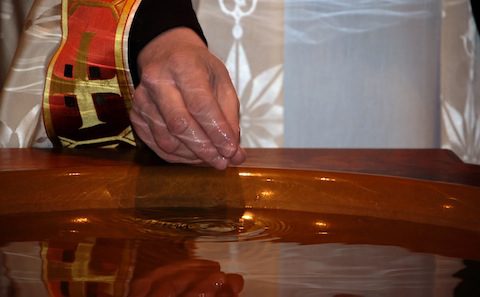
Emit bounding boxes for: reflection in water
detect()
[128,259,244,297]
[454,260,480,297]
[0,208,479,296]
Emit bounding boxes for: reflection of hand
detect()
[130,28,246,170]
[128,259,244,297]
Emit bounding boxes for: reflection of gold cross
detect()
[73,32,121,129]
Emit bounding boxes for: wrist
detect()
[154,27,207,48]
[137,27,207,71]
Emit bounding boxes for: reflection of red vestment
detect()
[43,0,139,148]
[40,237,191,297]
[42,240,136,297]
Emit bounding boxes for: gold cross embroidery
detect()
[47,31,122,130]
[73,32,120,129]
[43,0,138,147]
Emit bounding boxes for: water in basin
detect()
[1,207,479,296]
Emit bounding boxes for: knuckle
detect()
[166,114,190,136]
[188,96,212,116]
[139,66,160,88]
[157,137,181,154]
[132,87,147,105]
[169,53,208,79]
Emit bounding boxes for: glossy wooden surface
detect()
[1,148,480,186]
[1,148,480,232]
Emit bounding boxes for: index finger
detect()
[175,64,240,159]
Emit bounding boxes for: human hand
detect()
[130,28,246,170]
[128,259,244,297]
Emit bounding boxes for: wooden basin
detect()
[1,148,479,234]
[1,148,480,296]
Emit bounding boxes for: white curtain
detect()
[0,0,34,89]
[198,0,285,148]
[441,0,480,164]
[197,0,480,164]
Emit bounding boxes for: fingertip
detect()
[219,142,238,159]
[230,147,247,165]
[212,156,229,170]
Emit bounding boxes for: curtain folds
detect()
[441,0,480,164]
[0,0,34,88]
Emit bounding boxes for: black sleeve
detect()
[128,0,207,87]
[473,0,480,35]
